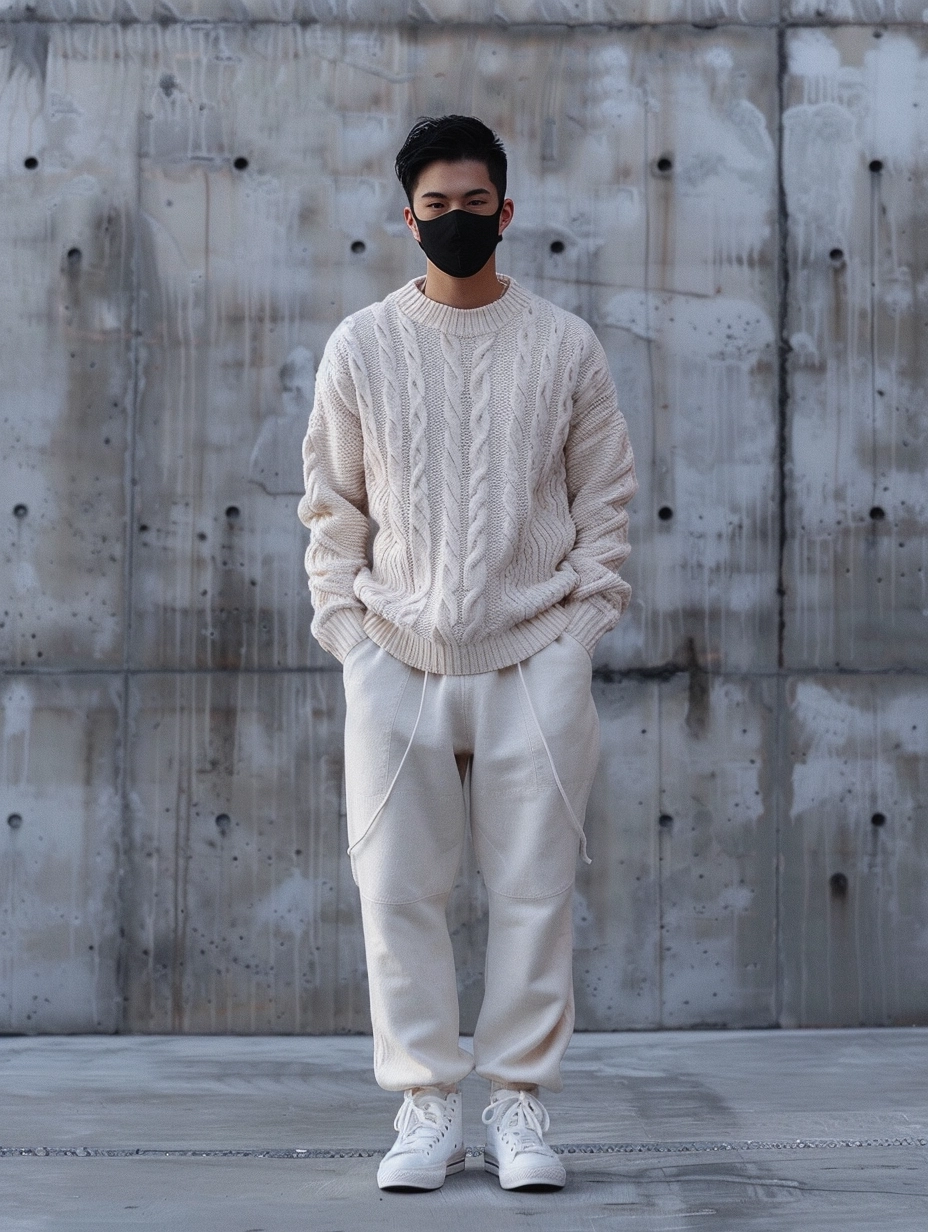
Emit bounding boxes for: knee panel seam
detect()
[358,885,458,908]
[484,881,576,904]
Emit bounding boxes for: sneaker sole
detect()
[378,1151,466,1192]
[483,1149,566,1191]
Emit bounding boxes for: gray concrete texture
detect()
[1,1031,927,1230]
[1,12,927,1033]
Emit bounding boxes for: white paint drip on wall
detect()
[251,868,321,936]
[782,103,856,263]
[784,28,928,670]
[1,681,34,768]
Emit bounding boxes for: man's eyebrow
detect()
[419,187,491,199]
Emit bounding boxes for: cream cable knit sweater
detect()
[298,276,637,675]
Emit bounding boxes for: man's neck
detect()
[420,258,507,310]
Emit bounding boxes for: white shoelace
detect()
[391,1090,449,1155]
[482,1089,552,1155]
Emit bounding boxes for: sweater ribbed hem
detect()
[312,606,368,664]
[361,606,573,676]
[563,595,623,656]
[392,276,533,338]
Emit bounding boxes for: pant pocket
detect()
[347,739,468,904]
[343,644,413,804]
[469,641,600,899]
[520,636,599,795]
[345,666,468,904]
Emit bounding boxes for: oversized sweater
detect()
[298,275,637,675]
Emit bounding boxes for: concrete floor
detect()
[1,1030,926,1231]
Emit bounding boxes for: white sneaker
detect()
[482,1088,566,1190]
[377,1087,466,1191]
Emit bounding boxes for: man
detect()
[299,115,637,1192]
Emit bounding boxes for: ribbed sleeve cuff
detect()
[312,607,368,664]
[563,594,622,656]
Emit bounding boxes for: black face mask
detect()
[414,206,503,279]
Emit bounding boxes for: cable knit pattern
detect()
[397,309,431,618]
[503,317,533,562]
[437,332,465,640]
[461,333,494,638]
[523,311,563,595]
[372,308,408,587]
[299,276,638,675]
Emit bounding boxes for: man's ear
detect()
[499,198,515,234]
[403,205,421,243]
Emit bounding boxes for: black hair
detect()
[395,115,507,209]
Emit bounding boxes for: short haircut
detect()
[395,115,507,209]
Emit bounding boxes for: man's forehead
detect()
[413,159,494,194]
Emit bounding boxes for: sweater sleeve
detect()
[561,327,638,655]
[297,327,371,663]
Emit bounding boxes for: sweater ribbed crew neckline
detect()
[393,275,532,337]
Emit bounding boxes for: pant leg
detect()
[342,639,473,1091]
[467,633,601,1092]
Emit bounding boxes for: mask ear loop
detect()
[517,661,591,864]
[347,670,430,858]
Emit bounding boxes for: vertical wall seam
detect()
[114,99,144,1035]
[773,17,789,1026]
[775,22,790,676]
[656,683,664,1028]
[869,153,879,502]
[640,30,664,1029]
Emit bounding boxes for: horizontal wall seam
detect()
[4,665,928,680]
[0,17,924,29]
[4,17,913,31]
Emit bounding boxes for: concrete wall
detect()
[1,4,927,1034]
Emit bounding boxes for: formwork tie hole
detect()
[829,872,849,898]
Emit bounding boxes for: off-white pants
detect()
[342,631,601,1093]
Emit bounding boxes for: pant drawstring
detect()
[517,661,591,865]
[347,669,430,858]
